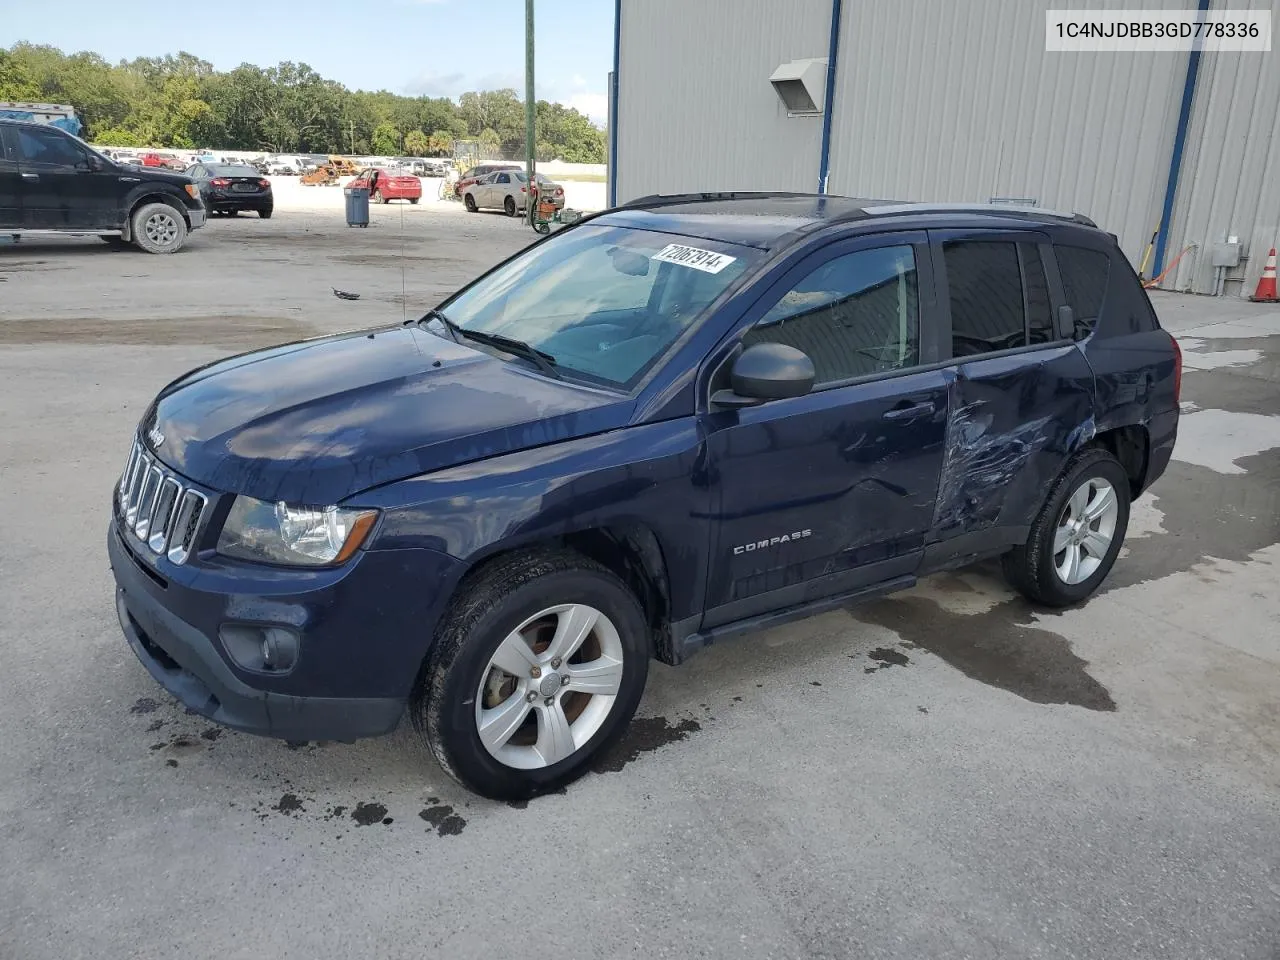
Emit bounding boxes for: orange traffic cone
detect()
[1250,247,1278,302]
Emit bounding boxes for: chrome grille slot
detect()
[116,438,209,566]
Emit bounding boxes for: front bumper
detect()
[108,520,462,741]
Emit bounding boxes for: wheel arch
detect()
[122,191,191,240]
[1092,423,1151,499]
[448,523,676,664]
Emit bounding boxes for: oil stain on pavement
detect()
[589,715,702,774]
[419,799,467,836]
[853,595,1117,712]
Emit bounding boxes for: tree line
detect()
[0,43,606,162]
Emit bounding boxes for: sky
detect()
[1,0,615,125]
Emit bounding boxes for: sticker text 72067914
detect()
[651,243,738,274]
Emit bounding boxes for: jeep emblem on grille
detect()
[146,424,164,449]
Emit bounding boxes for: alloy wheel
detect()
[1053,478,1118,584]
[144,212,179,248]
[474,603,624,770]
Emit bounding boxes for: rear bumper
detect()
[205,194,271,210]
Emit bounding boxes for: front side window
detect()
[16,127,86,168]
[943,240,1055,357]
[438,225,757,388]
[742,245,920,385]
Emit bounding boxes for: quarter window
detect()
[742,245,920,386]
[1056,245,1110,335]
[943,240,1055,357]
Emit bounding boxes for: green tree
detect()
[427,129,453,156]
[370,121,400,155]
[478,127,501,159]
[403,129,428,156]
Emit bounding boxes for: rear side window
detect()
[1056,245,1110,335]
[943,240,1055,357]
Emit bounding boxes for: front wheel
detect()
[504,196,517,217]
[1002,447,1130,606]
[372,190,384,204]
[415,550,649,800]
[130,202,188,254]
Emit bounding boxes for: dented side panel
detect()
[931,343,1096,540]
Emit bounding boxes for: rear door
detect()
[926,228,1095,557]
[702,231,951,626]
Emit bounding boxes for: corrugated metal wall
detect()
[825,0,1192,266]
[1166,0,1280,296]
[614,0,831,202]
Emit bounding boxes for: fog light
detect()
[220,624,299,674]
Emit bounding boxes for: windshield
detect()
[437,225,757,389]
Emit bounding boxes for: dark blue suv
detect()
[108,194,1180,799]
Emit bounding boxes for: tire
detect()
[258,207,273,219]
[409,197,419,205]
[504,196,516,217]
[1002,446,1131,606]
[414,549,650,801]
[372,190,384,204]
[130,202,188,254]
[464,194,478,212]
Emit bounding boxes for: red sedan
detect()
[352,168,422,204]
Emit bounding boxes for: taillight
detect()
[1170,334,1182,404]
[210,178,230,187]
[259,179,271,188]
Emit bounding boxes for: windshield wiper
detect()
[456,328,561,380]
[413,308,462,343]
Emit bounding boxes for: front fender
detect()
[352,419,710,623]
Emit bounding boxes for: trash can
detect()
[344,185,370,228]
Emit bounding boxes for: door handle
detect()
[21,172,39,180]
[882,400,936,421]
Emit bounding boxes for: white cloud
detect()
[566,92,608,126]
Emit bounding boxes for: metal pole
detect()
[525,0,536,184]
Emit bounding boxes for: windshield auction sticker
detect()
[651,244,738,274]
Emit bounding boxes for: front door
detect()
[0,127,21,228]
[11,124,107,229]
[702,232,950,627]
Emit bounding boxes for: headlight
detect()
[217,497,379,566]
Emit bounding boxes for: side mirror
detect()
[85,154,104,172]
[712,342,816,409]
[1056,304,1076,340]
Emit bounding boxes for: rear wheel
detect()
[504,196,516,217]
[372,190,384,204]
[415,550,649,800]
[409,197,419,205]
[130,202,187,254]
[258,207,273,219]
[464,194,478,212]
[1002,447,1130,606]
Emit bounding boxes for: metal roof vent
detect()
[769,58,828,116]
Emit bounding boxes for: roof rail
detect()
[621,191,818,209]
[861,202,1096,227]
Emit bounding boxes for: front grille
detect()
[117,439,209,565]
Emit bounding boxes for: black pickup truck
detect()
[0,117,206,253]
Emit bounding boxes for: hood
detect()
[144,326,631,504]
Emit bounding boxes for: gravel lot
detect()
[1,205,1278,960]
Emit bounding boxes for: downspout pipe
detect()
[609,0,622,207]
[817,0,842,195]
[1152,0,1211,283]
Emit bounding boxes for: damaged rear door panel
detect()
[925,228,1097,564]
